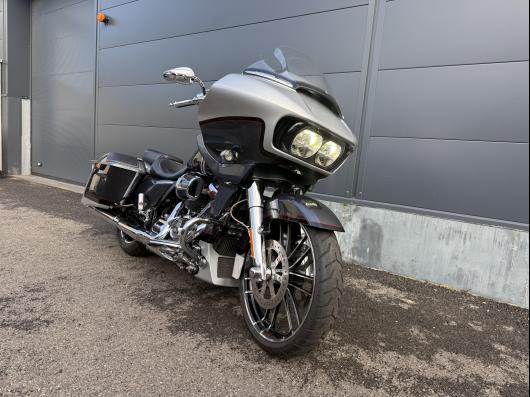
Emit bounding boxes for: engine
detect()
[175,173,202,200]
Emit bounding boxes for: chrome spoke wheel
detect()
[242,222,315,342]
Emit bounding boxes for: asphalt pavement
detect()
[0,177,528,396]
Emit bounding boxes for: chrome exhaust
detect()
[90,207,207,263]
[179,217,210,264]
[89,207,181,249]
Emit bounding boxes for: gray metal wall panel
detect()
[96,125,200,162]
[31,0,95,183]
[92,0,529,224]
[313,155,357,198]
[32,34,94,76]
[325,72,362,132]
[5,0,30,97]
[31,72,95,181]
[355,0,530,225]
[95,3,369,198]
[100,0,136,10]
[97,77,363,200]
[380,0,529,69]
[32,0,88,16]
[99,0,368,49]
[98,73,361,132]
[0,3,3,62]
[32,1,94,77]
[362,137,529,224]
[313,72,362,197]
[98,83,206,130]
[1,97,22,173]
[32,0,93,40]
[98,6,368,87]
[371,62,529,142]
[32,73,94,112]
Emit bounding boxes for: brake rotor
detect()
[250,240,290,310]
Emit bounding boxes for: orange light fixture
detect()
[96,12,108,24]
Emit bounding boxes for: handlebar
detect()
[169,93,206,109]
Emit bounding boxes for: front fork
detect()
[247,181,268,281]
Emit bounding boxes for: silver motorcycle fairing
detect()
[198,73,357,176]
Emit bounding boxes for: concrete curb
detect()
[12,175,84,195]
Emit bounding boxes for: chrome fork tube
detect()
[247,181,267,280]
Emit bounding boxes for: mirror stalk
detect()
[192,76,207,96]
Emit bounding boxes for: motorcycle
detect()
[82,47,357,355]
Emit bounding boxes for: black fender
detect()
[264,194,344,232]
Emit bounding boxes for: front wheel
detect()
[239,222,343,356]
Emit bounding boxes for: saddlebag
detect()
[84,152,145,207]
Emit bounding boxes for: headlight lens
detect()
[290,129,323,158]
[315,141,343,168]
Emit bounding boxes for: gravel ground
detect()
[0,177,528,396]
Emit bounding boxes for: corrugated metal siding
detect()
[31,0,95,182]
[358,0,529,224]
[3,0,31,98]
[0,1,4,62]
[26,0,528,225]
[95,0,371,197]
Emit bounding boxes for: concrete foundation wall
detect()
[326,201,530,308]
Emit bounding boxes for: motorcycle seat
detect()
[141,149,184,166]
[150,155,187,180]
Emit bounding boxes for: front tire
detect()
[240,223,343,356]
[117,229,149,257]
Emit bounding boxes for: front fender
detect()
[264,194,344,232]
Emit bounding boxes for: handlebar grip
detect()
[169,93,206,109]
[169,99,196,108]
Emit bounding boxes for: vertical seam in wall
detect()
[29,0,33,173]
[2,0,7,96]
[93,0,99,159]
[356,0,387,198]
[352,0,377,197]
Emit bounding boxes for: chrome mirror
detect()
[163,67,196,84]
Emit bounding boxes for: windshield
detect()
[245,47,330,93]
[244,47,342,116]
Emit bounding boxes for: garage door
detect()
[31,0,96,183]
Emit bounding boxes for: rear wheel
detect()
[116,229,149,257]
[240,221,343,356]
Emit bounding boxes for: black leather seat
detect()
[141,149,186,180]
[141,149,183,166]
[150,155,187,180]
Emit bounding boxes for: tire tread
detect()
[240,226,344,356]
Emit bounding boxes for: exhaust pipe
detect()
[90,206,211,274]
[179,217,210,263]
[92,207,181,251]
[92,207,213,269]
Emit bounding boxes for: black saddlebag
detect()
[84,152,145,206]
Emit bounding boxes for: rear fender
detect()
[264,194,344,232]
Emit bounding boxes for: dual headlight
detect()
[290,128,343,169]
